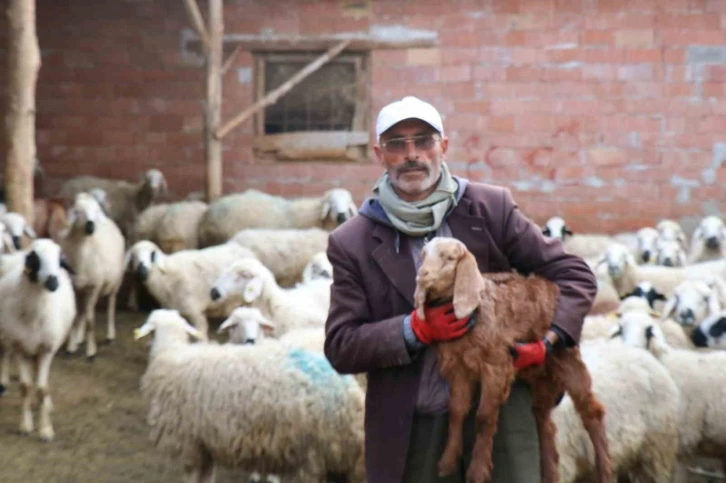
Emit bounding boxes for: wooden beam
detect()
[216,39,351,140]
[5,0,40,224]
[183,0,210,53]
[221,45,241,75]
[204,0,223,202]
[185,27,438,53]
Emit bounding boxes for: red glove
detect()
[410,302,474,344]
[509,339,549,370]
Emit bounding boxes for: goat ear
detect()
[413,282,427,321]
[243,278,264,303]
[452,250,482,320]
[660,296,677,321]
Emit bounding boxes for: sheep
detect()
[654,237,687,267]
[301,251,333,284]
[619,281,668,310]
[58,193,125,359]
[0,212,36,250]
[688,215,726,264]
[125,240,255,338]
[197,188,358,247]
[552,339,680,483]
[541,216,618,260]
[58,168,168,238]
[413,236,611,483]
[0,238,76,441]
[230,227,330,287]
[217,307,275,345]
[656,219,687,249]
[155,200,208,253]
[635,227,660,264]
[614,314,726,479]
[131,202,169,244]
[134,309,365,483]
[690,311,726,349]
[599,243,726,298]
[210,257,329,337]
[659,279,721,330]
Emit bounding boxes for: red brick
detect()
[581,30,615,46]
[586,148,628,166]
[614,30,655,48]
[439,65,472,83]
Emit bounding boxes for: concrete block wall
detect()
[1,0,726,233]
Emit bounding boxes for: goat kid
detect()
[413,237,611,483]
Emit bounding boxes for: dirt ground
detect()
[0,310,721,483]
[0,310,246,483]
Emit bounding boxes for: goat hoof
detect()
[0,384,6,397]
[86,355,96,363]
[438,457,457,477]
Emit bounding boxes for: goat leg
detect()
[466,371,512,483]
[438,371,476,477]
[561,354,612,483]
[531,392,559,483]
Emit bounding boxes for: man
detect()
[323,96,597,483]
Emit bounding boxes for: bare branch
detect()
[183,0,210,54]
[221,45,242,75]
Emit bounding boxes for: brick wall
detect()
[2,0,726,233]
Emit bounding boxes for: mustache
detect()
[396,162,429,177]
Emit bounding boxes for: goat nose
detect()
[210,287,221,301]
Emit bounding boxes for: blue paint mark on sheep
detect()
[284,348,353,407]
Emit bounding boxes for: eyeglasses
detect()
[380,133,439,154]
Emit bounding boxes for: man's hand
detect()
[509,330,559,370]
[409,302,475,345]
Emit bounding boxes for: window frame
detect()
[252,50,370,162]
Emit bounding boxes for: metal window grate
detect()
[263,59,357,134]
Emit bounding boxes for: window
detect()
[253,51,370,162]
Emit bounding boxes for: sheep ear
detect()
[320,200,331,221]
[23,224,36,239]
[563,226,574,237]
[184,322,203,340]
[608,324,623,339]
[452,250,483,320]
[260,319,276,336]
[217,316,238,334]
[243,278,264,303]
[660,296,677,321]
[2,231,15,253]
[155,251,167,273]
[687,235,704,263]
[133,322,154,340]
[123,249,133,272]
[707,291,721,315]
[347,201,358,217]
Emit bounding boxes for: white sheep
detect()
[635,226,660,264]
[0,212,36,250]
[599,243,726,298]
[0,238,76,441]
[659,279,721,329]
[687,215,726,264]
[654,237,687,267]
[217,307,275,345]
[155,200,208,253]
[553,339,680,483]
[134,309,365,483]
[131,202,169,244]
[125,240,255,338]
[301,251,333,284]
[197,188,357,247]
[541,216,618,259]
[59,193,125,359]
[656,219,687,249]
[615,315,726,479]
[230,227,329,287]
[59,169,168,238]
[618,281,668,311]
[210,257,329,337]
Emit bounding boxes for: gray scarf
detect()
[373,162,458,237]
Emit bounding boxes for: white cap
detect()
[375,96,444,141]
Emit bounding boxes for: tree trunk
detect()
[204,0,223,203]
[5,0,40,223]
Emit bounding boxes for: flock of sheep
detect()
[0,165,725,482]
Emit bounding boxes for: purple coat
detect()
[323,181,597,483]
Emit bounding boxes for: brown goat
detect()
[413,237,611,483]
[33,198,68,242]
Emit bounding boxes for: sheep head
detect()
[217,307,275,344]
[609,310,664,352]
[67,192,107,235]
[635,227,659,264]
[134,309,202,354]
[541,216,573,241]
[690,312,726,349]
[656,219,687,249]
[414,237,483,320]
[23,238,65,292]
[598,243,636,280]
[660,280,719,327]
[211,258,272,304]
[654,238,687,267]
[320,188,358,226]
[125,240,167,281]
[619,281,666,310]
[135,169,168,210]
[1,212,36,250]
[302,251,333,283]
